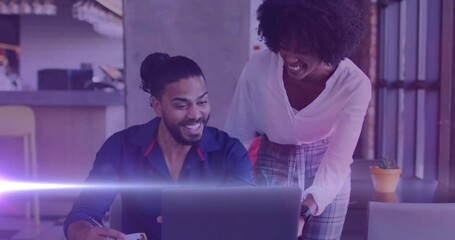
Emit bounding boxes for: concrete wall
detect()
[123,0,250,129]
[19,0,123,90]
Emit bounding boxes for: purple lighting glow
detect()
[0,180,179,194]
[0,180,85,193]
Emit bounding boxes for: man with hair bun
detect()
[225,0,371,239]
[65,53,254,240]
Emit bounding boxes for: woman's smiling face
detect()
[278,37,323,81]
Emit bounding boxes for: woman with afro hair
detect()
[225,0,371,239]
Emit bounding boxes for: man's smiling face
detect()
[154,75,210,145]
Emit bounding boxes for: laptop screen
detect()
[161,186,301,240]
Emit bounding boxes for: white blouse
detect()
[224,50,371,215]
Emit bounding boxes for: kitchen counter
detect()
[0,90,124,106]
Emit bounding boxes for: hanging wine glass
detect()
[19,0,32,14]
[42,0,55,15]
[8,0,20,14]
[0,0,10,14]
[32,0,43,15]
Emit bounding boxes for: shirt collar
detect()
[127,117,223,160]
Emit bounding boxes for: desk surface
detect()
[345,164,455,239]
[349,159,455,209]
[350,178,455,210]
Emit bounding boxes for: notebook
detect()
[161,186,301,240]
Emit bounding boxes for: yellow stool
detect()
[0,105,40,225]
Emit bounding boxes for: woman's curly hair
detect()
[257,0,365,65]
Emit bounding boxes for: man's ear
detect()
[151,96,162,117]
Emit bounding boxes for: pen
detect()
[89,216,104,227]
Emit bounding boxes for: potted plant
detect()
[369,157,401,193]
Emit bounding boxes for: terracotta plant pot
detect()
[373,192,398,202]
[369,166,402,193]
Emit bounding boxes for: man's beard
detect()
[162,115,210,146]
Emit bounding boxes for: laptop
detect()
[161,186,301,240]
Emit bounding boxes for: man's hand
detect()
[85,226,126,240]
[67,220,126,240]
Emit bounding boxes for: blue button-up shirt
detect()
[64,118,254,239]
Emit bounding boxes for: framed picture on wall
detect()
[0,43,20,75]
[0,15,20,76]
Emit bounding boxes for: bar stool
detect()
[0,105,40,225]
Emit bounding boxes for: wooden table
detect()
[343,161,455,239]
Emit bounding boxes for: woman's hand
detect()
[298,194,318,238]
[297,216,306,238]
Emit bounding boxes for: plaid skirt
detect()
[255,135,350,240]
